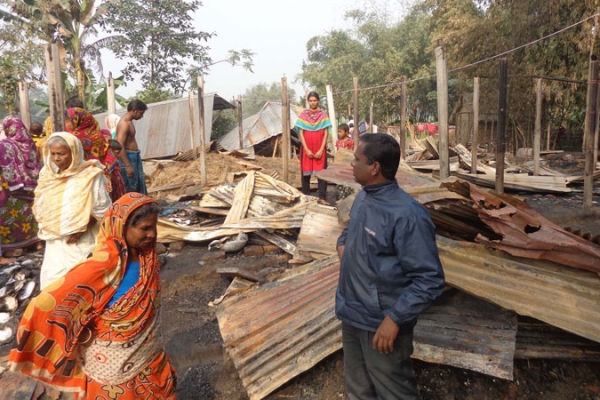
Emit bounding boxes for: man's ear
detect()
[371,161,380,176]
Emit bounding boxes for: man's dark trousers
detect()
[342,323,419,400]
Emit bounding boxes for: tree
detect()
[2,0,119,105]
[241,82,298,117]
[107,0,212,95]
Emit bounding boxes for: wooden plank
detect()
[217,267,264,283]
[255,231,296,256]
[297,204,344,259]
[147,180,197,193]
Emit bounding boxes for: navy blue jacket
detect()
[335,180,445,333]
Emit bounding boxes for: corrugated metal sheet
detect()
[437,236,600,343]
[219,102,305,151]
[94,93,233,159]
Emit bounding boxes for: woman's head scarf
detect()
[65,107,117,170]
[0,116,41,190]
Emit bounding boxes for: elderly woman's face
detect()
[125,213,158,250]
[49,142,73,171]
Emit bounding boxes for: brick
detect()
[243,246,264,257]
[169,240,187,251]
[262,244,280,254]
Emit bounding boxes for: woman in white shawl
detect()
[34,132,112,289]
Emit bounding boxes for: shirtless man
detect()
[116,99,148,194]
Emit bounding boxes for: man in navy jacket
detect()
[336,133,445,400]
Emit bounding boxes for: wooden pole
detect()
[584,60,598,208]
[188,90,198,160]
[281,77,290,184]
[45,42,65,133]
[534,78,543,176]
[496,58,509,195]
[237,94,244,149]
[595,82,600,171]
[326,84,338,152]
[471,77,480,174]
[435,39,449,180]
[400,76,407,159]
[369,101,374,133]
[197,76,207,186]
[107,72,116,115]
[547,124,551,151]
[353,77,359,141]
[305,90,310,109]
[18,81,30,129]
[347,104,352,120]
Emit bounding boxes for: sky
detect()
[104,0,362,101]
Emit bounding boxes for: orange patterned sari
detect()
[9,193,176,399]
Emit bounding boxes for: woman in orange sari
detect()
[9,193,177,399]
[65,107,126,202]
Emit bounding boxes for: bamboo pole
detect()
[197,76,207,186]
[188,90,198,160]
[18,81,30,129]
[496,58,509,195]
[45,42,65,133]
[547,125,551,151]
[326,84,338,152]
[534,78,543,176]
[584,60,598,209]
[471,77,480,174]
[281,77,290,184]
[107,72,116,115]
[353,77,359,141]
[237,94,244,150]
[435,40,449,180]
[400,76,407,159]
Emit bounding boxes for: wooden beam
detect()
[197,76,207,186]
[534,78,542,176]
[255,231,297,256]
[45,42,65,134]
[471,77,480,174]
[353,77,359,142]
[496,58,508,194]
[107,72,116,115]
[281,77,290,183]
[188,90,198,160]
[326,84,338,153]
[584,59,598,208]
[238,94,244,149]
[18,80,30,129]
[435,40,449,179]
[400,76,407,159]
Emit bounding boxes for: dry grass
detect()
[146,152,302,200]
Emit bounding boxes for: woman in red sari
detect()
[65,107,126,202]
[9,193,176,399]
[295,91,331,201]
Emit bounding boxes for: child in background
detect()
[335,123,355,201]
[109,139,122,158]
[108,139,126,201]
[30,122,47,157]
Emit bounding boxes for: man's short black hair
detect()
[360,134,400,181]
[127,99,148,112]
[66,98,84,109]
[109,139,122,151]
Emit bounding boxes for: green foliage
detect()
[242,82,298,117]
[133,83,177,105]
[211,110,238,140]
[107,0,213,95]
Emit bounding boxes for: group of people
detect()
[4,92,445,400]
[3,99,177,399]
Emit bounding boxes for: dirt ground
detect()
[2,152,600,400]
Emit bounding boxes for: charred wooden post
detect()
[197,76,207,186]
[107,72,116,115]
[534,78,543,176]
[584,60,598,208]
[237,94,243,150]
[325,84,338,152]
[471,77,480,174]
[369,101,374,133]
[496,58,508,194]
[435,39,449,180]
[400,76,407,159]
[45,42,65,133]
[281,77,290,183]
[18,81,30,129]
